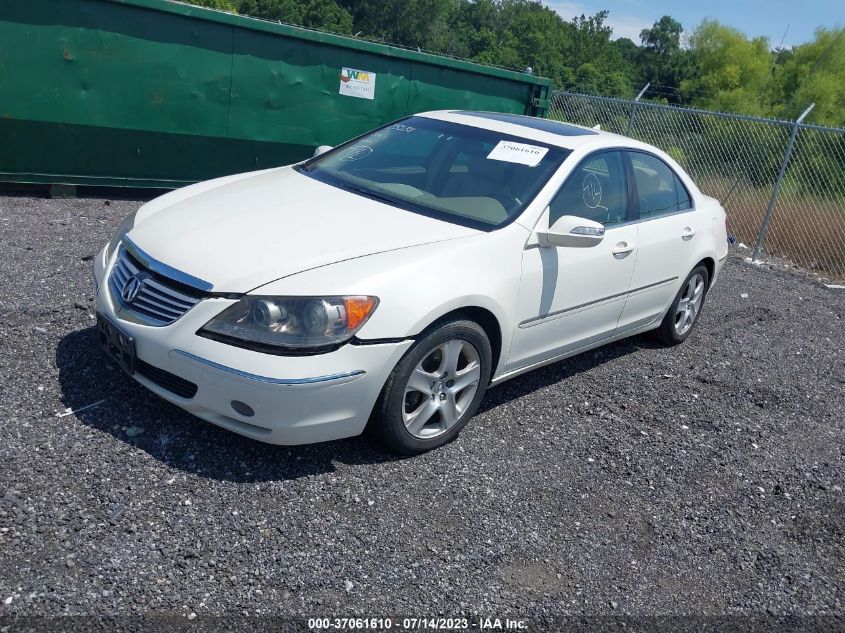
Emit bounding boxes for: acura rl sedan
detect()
[94,111,728,454]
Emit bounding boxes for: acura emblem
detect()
[121,275,143,303]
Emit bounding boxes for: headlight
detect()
[199,296,379,352]
[105,209,138,261]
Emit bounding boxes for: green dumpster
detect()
[0,0,552,188]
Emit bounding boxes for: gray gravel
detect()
[0,193,843,622]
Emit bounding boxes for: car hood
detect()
[127,167,478,292]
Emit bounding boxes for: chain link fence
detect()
[548,91,845,282]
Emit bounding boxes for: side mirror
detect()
[314,145,333,157]
[538,214,605,248]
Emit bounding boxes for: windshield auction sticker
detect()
[339,67,376,100]
[486,140,549,167]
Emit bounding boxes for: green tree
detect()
[640,15,682,56]
[766,27,845,126]
[335,0,459,49]
[552,9,632,94]
[682,19,772,115]
[494,0,572,82]
[236,0,353,34]
[176,0,238,12]
[637,16,693,103]
[612,37,643,88]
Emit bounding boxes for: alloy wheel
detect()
[674,272,705,336]
[402,339,482,439]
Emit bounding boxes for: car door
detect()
[615,151,704,334]
[506,150,638,372]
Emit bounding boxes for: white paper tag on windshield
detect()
[486,140,548,167]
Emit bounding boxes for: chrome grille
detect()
[108,247,203,326]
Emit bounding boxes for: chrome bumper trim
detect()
[172,350,366,385]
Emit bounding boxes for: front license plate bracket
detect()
[97,313,136,374]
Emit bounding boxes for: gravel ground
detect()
[0,193,843,625]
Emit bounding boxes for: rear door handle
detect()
[681,227,696,240]
[612,241,635,257]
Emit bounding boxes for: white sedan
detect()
[93,111,728,454]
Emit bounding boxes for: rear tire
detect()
[372,319,492,455]
[653,265,710,346]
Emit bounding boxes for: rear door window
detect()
[629,152,692,219]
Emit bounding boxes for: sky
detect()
[545,0,844,48]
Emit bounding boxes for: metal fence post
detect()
[626,83,650,137]
[751,103,815,262]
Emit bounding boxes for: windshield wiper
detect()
[339,182,398,206]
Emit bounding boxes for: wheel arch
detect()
[695,256,715,286]
[417,305,504,376]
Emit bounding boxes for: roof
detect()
[416,110,698,195]
[419,110,640,152]
[457,111,598,137]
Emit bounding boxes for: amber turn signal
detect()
[344,296,379,330]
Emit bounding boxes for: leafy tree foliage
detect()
[236,0,353,33]
[765,28,845,126]
[636,16,694,104]
[681,19,771,115]
[680,21,844,125]
[181,0,239,11]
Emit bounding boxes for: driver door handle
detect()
[612,241,635,257]
[681,227,696,240]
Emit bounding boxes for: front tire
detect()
[372,319,492,455]
[653,265,709,346]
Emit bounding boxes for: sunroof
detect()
[457,111,598,136]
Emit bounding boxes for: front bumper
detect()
[94,247,412,445]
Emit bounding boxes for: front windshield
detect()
[297,116,569,230]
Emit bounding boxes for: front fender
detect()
[252,225,529,370]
